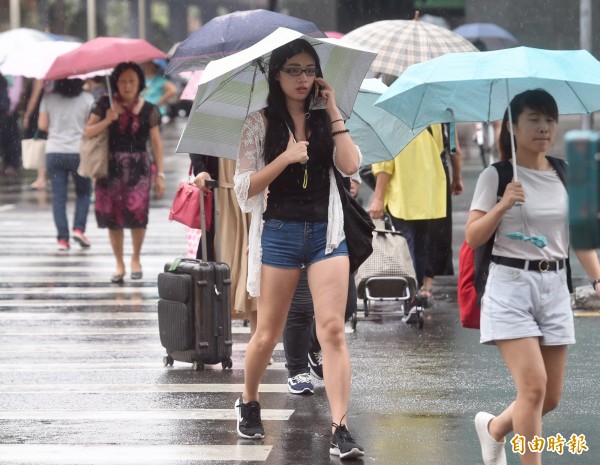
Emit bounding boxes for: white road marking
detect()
[0,383,288,393]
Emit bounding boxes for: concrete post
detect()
[86,0,96,39]
[9,0,20,29]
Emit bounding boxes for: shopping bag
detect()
[21,138,46,170]
[78,129,108,178]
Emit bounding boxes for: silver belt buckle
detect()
[538,260,550,272]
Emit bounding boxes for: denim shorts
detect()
[261,219,348,269]
[480,262,575,346]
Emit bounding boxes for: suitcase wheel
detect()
[222,358,233,370]
[192,361,204,371]
[163,355,174,367]
[350,311,357,331]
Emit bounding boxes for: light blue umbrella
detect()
[376,47,600,130]
[345,79,427,166]
[375,47,600,248]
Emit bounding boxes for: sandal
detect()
[111,273,125,284]
[419,287,433,308]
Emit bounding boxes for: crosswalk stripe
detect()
[0,361,287,372]
[0,444,272,463]
[0,276,157,283]
[0,383,288,393]
[0,312,160,320]
[0,299,155,308]
[0,342,283,353]
[0,409,293,420]
[0,287,158,295]
[0,327,254,336]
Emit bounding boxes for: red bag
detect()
[169,180,213,231]
[457,241,480,329]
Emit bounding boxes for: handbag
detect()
[21,132,46,170]
[169,164,213,230]
[334,169,375,273]
[78,128,109,179]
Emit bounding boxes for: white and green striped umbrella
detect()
[176,27,377,159]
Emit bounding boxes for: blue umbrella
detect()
[345,79,426,166]
[453,23,518,51]
[376,47,600,248]
[167,9,325,74]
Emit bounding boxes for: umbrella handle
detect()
[105,74,113,108]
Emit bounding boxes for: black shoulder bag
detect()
[333,169,375,273]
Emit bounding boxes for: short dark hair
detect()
[110,61,146,95]
[498,89,559,160]
[53,78,84,97]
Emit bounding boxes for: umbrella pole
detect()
[105,74,113,107]
[505,80,517,181]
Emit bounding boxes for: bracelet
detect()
[330,118,344,125]
[156,172,166,179]
[592,278,600,290]
[332,129,350,137]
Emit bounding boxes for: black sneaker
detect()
[308,350,323,380]
[330,423,365,460]
[235,396,265,439]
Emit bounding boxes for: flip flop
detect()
[111,273,125,284]
[131,269,143,280]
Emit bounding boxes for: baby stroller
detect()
[354,218,425,329]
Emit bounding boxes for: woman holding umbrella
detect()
[84,62,166,283]
[466,89,600,465]
[233,39,364,459]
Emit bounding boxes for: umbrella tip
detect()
[414,10,420,20]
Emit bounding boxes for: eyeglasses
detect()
[280,67,318,77]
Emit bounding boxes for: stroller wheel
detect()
[351,311,357,331]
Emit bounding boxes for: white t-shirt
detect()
[40,91,94,154]
[470,163,568,260]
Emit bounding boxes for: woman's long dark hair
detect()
[498,89,558,160]
[263,39,333,164]
[53,78,84,97]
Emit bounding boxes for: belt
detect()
[491,255,565,272]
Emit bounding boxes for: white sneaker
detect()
[475,412,507,465]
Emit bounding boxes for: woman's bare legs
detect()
[108,229,125,275]
[242,266,300,403]
[130,227,146,272]
[307,256,351,429]
[488,338,567,465]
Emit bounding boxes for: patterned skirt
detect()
[95,150,151,229]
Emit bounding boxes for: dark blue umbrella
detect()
[166,9,326,74]
[453,23,518,51]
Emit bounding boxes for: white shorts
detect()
[480,262,575,346]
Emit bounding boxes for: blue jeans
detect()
[47,152,92,241]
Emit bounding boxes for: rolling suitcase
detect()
[157,179,233,371]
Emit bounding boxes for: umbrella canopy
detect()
[167,9,326,74]
[44,37,166,80]
[0,41,80,79]
[176,27,376,159]
[345,79,425,165]
[342,16,477,77]
[0,28,53,63]
[375,47,600,130]
[454,23,518,51]
[180,70,204,101]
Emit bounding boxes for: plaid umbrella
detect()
[342,16,478,77]
[176,27,376,159]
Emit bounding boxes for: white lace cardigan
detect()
[233,111,362,297]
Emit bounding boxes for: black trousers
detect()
[282,268,357,376]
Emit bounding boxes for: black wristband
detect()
[332,129,350,137]
[592,278,600,290]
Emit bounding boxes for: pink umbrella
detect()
[325,31,345,39]
[180,70,204,101]
[44,37,166,81]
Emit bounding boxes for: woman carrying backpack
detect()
[466,89,600,465]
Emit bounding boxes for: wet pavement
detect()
[0,118,598,464]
